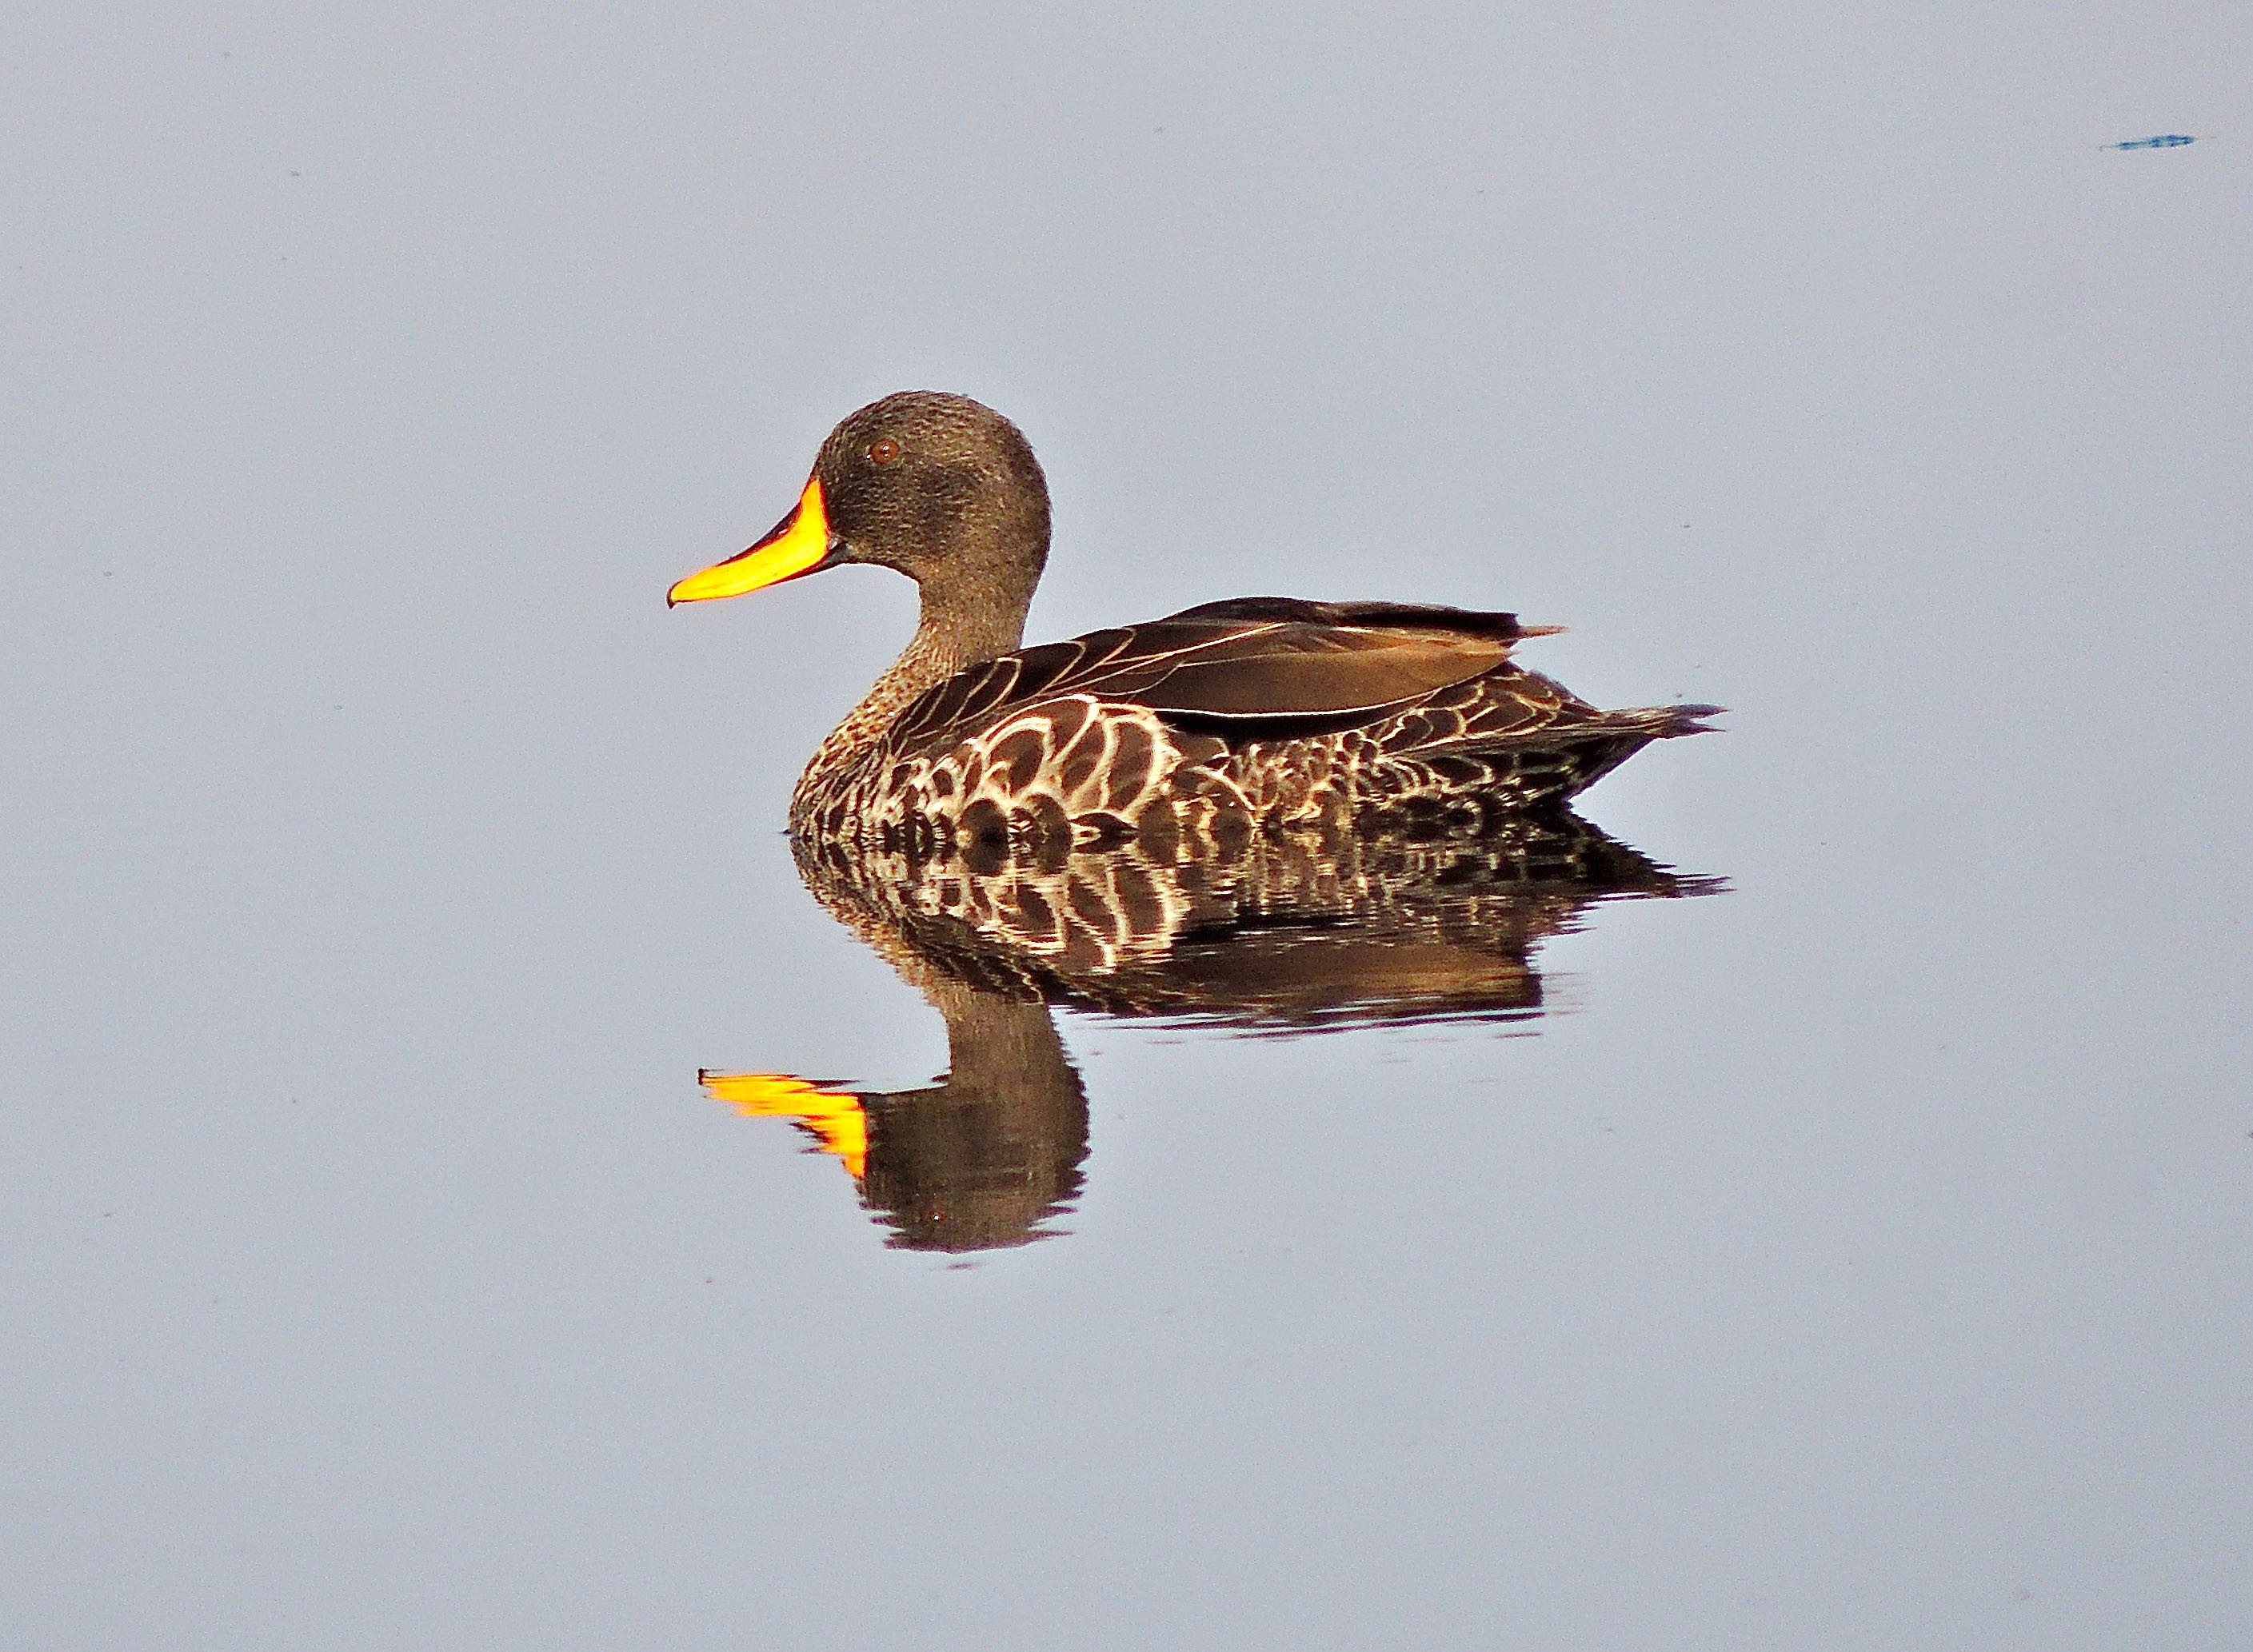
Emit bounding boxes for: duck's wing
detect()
[887,597,1555,754]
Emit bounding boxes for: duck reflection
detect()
[706,811,1712,1250]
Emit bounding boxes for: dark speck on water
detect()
[2106,134,2198,149]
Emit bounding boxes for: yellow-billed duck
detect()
[669,392,1717,851]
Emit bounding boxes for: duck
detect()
[669,392,1716,854]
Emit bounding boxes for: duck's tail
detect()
[1425,700,1725,812]
[1548,701,1724,796]
[1630,701,1727,740]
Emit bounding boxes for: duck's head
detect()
[668,392,1052,627]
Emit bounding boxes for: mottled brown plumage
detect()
[668,392,1717,849]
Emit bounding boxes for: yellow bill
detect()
[668,477,838,606]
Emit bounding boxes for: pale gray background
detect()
[5,4,2249,1648]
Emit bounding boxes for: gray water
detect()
[6,6,2249,1648]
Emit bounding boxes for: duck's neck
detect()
[795,578,1036,806]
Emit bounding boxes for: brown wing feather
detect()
[885,598,1545,755]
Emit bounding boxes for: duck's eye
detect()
[866,438,902,466]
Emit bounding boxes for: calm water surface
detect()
[5,6,2249,1649]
